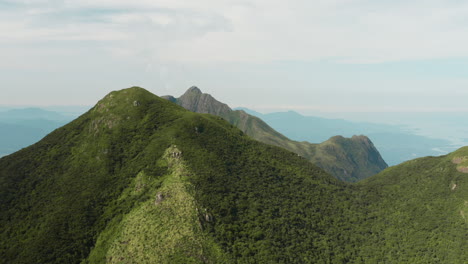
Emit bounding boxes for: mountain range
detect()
[0,108,71,157]
[162,86,387,182]
[237,108,452,166]
[1,87,466,263]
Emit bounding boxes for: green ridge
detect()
[163,87,387,182]
[356,147,468,263]
[0,87,466,263]
[87,146,226,263]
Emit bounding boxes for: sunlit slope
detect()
[87,146,227,263]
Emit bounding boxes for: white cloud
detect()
[4,0,468,64]
[4,0,468,109]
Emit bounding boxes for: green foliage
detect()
[0,87,466,263]
[87,147,227,263]
[356,149,468,263]
[168,88,387,182]
[310,135,387,182]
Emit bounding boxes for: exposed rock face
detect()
[155,193,165,205]
[175,86,232,117]
[162,86,388,182]
[451,156,468,173]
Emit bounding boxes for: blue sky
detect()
[3,0,468,113]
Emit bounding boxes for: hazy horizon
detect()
[4,0,468,156]
[4,0,468,114]
[1,96,467,151]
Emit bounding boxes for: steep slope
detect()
[0,87,357,263]
[165,86,232,117]
[162,86,387,182]
[87,146,226,263]
[311,135,387,181]
[239,108,452,166]
[355,147,468,263]
[1,87,466,263]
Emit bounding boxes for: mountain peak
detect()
[89,87,182,133]
[316,134,387,182]
[97,86,155,110]
[351,135,372,146]
[163,88,387,182]
[185,86,202,95]
[168,86,232,116]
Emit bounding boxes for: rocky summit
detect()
[163,86,388,182]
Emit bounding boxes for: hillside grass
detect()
[87,147,226,263]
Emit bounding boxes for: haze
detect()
[2,0,468,140]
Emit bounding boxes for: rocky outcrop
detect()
[162,86,388,182]
[170,86,232,117]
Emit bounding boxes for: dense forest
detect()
[0,87,466,263]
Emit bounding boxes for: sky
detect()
[3,0,468,114]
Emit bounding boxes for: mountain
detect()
[238,108,452,166]
[0,107,70,121]
[0,108,73,157]
[356,147,468,262]
[1,87,466,263]
[0,121,62,157]
[309,135,388,182]
[0,87,347,263]
[162,86,232,117]
[162,86,387,182]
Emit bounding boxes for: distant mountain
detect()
[310,135,388,181]
[0,107,70,121]
[0,121,63,157]
[163,86,231,117]
[0,108,73,157]
[1,87,466,263]
[238,108,452,165]
[163,87,387,182]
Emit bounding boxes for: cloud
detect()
[3,0,468,65]
[0,0,235,67]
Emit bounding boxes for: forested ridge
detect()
[163,86,388,182]
[0,87,466,263]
